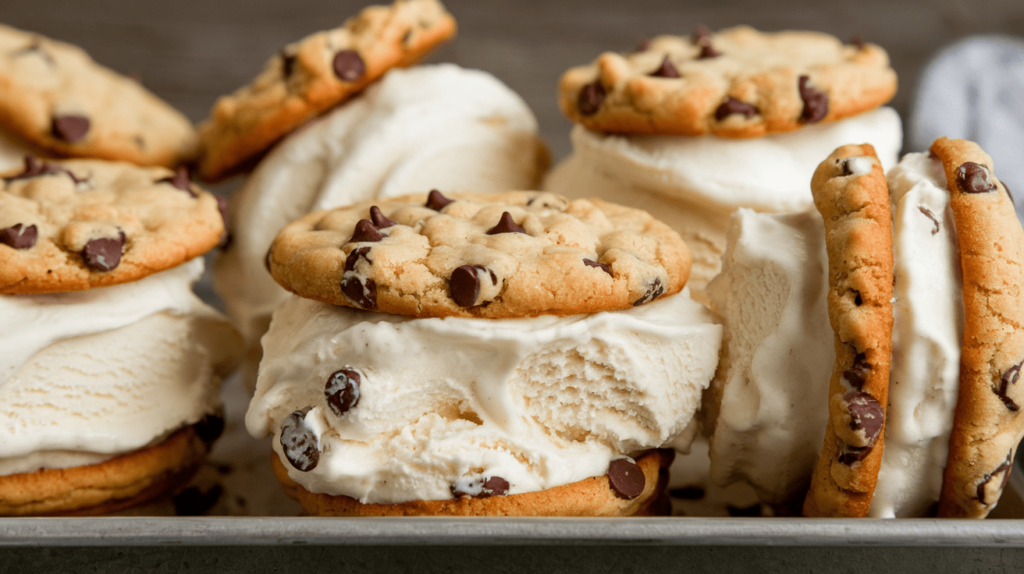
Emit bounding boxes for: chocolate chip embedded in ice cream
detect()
[607,458,645,500]
[451,476,510,499]
[325,369,361,417]
[280,409,320,472]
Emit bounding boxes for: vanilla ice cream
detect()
[704,208,833,510]
[870,153,963,518]
[247,290,721,504]
[545,107,902,292]
[215,64,549,385]
[0,258,241,476]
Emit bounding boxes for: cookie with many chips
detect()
[0,24,198,168]
[196,0,457,181]
[267,190,691,318]
[558,26,896,138]
[0,157,224,294]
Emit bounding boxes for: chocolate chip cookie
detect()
[558,26,897,138]
[196,0,457,181]
[802,144,893,517]
[266,190,691,318]
[0,158,224,294]
[0,24,198,168]
[931,138,1024,518]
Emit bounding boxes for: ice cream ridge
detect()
[0,157,242,515]
[247,190,723,515]
[706,137,1024,518]
[547,25,901,297]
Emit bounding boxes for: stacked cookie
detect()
[0,24,198,171]
[201,0,550,387]
[246,190,723,515]
[546,26,902,294]
[707,138,1024,517]
[0,158,241,515]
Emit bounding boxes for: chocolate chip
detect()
[837,443,871,465]
[956,162,998,194]
[325,369,361,417]
[919,206,941,235]
[727,504,761,517]
[577,81,606,117]
[692,25,711,45]
[81,232,125,272]
[451,476,510,499]
[425,189,453,211]
[843,352,871,390]
[369,206,396,229]
[51,114,90,143]
[4,155,63,183]
[845,392,884,447]
[583,258,612,276]
[194,414,226,444]
[633,278,664,306]
[0,223,37,249]
[607,458,645,500]
[450,264,496,308]
[172,485,223,516]
[158,166,196,197]
[332,49,365,82]
[649,55,680,78]
[280,410,319,472]
[348,219,383,243]
[486,212,526,235]
[280,48,297,76]
[996,361,1023,412]
[798,75,828,123]
[340,275,377,310]
[668,486,705,500]
[853,290,863,306]
[851,36,865,50]
[977,450,1013,505]
[698,42,721,59]
[714,97,758,121]
[345,246,372,272]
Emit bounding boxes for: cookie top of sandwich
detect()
[801,144,893,517]
[558,26,896,138]
[0,158,223,294]
[0,24,198,168]
[267,190,691,318]
[931,137,1024,518]
[195,0,457,181]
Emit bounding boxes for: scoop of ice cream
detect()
[545,107,902,292]
[0,258,241,476]
[869,152,963,518]
[214,64,549,386]
[247,290,721,504]
[704,208,833,510]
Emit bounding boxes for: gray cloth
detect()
[910,35,1024,223]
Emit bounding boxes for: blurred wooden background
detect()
[4,0,1024,164]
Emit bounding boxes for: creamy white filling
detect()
[247,291,722,504]
[0,259,241,473]
[706,208,833,509]
[214,64,546,387]
[869,152,963,517]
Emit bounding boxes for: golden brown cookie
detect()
[271,448,673,517]
[558,26,896,138]
[267,190,691,319]
[0,425,210,516]
[0,24,198,168]
[196,0,457,181]
[932,138,1024,518]
[803,144,893,517]
[0,158,224,294]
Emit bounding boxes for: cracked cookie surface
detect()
[0,24,198,168]
[268,190,691,319]
[558,26,896,138]
[932,137,1024,518]
[196,0,456,181]
[803,144,893,517]
[0,158,223,294]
